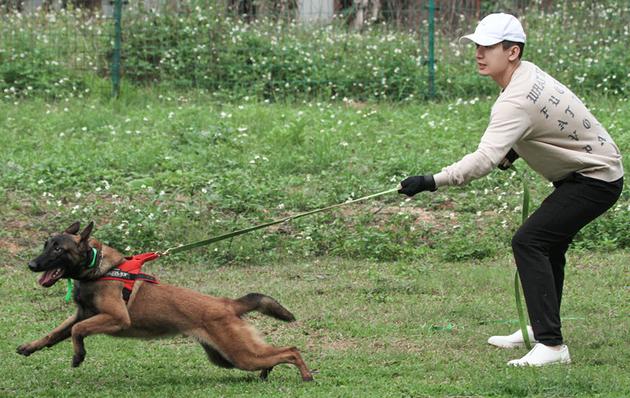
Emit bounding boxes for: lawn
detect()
[2,251,628,397]
[1,93,628,397]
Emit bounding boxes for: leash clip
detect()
[157,248,171,257]
[157,243,185,257]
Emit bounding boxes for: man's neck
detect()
[493,60,522,89]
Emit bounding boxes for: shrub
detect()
[0,47,86,99]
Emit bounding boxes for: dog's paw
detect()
[71,352,85,368]
[16,344,34,356]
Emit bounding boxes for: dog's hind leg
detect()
[259,367,273,381]
[200,342,235,369]
[17,313,78,357]
[204,320,313,381]
[232,345,313,382]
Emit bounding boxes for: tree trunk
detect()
[350,0,368,30]
[368,0,380,22]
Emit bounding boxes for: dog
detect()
[17,221,313,382]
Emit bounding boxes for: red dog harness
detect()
[99,252,160,302]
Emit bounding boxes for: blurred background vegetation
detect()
[1,0,628,101]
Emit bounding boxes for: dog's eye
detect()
[54,245,61,252]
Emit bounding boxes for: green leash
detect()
[61,189,398,302]
[158,188,399,257]
[514,167,533,349]
[65,280,74,303]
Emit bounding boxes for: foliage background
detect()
[1,0,629,101]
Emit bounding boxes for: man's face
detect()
[475,43,513,77]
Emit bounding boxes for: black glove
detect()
[398,174,437,197]
[498,148,520,170]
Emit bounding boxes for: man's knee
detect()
[511,227,534,252]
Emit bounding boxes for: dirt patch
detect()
[5,219,30,230]
[371,338,427,354]
[357,206,436,224]
[266,205,442,232]
[343,100,369,110]
[0,240,22,255]
[302,328,361,352]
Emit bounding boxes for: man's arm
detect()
[432,101,530,188]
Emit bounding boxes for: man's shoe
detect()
[488,326,537,348]
[507,343,571,367]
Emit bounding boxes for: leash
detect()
[514,166,533,349]
[156,187,399,257]
[62,188,398,303]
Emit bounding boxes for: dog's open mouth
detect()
[38,268,64,287]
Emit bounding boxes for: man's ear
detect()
[508,45,520,61]
[65,222,81,235]
[79,221,94,242]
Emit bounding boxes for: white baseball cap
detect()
[460,13,526,46]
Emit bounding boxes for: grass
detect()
[1,91,628,261]
[1,251,628,397]
[0,91,628,396]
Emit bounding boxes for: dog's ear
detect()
[79,221,94,242]
[65,222,81,235]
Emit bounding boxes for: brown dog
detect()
[17,221,313,381]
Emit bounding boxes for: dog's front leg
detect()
[17,313,78,357]
[70,311,131,367]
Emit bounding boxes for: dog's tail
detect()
[234,293,296,322]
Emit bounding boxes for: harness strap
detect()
[99,270,158,303]
[97,252,160,303]
[102,268,159,283]
[122,287,132,303]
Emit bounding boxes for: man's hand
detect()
[498,148,520,170]
[398,175,437,197]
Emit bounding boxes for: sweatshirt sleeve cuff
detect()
[433,171,449,188]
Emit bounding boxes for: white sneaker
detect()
[508,343,571,367]
[488,326,537,348]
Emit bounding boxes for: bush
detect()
[0,47,87,99]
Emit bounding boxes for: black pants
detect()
[511,173,623,346]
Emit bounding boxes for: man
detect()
[398,13,624,366]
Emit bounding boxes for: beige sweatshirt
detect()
[433,61,624,187]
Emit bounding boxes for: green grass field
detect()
[2,252,628,397]
[1,93,628,396]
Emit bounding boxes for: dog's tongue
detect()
[39,268,63,287]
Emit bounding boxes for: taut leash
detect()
[63,188,398,303]
[157,187,399,257]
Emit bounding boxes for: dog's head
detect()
[28,221,95,287]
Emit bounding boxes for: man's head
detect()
[460,13,526,83]
[460,13,526,47]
